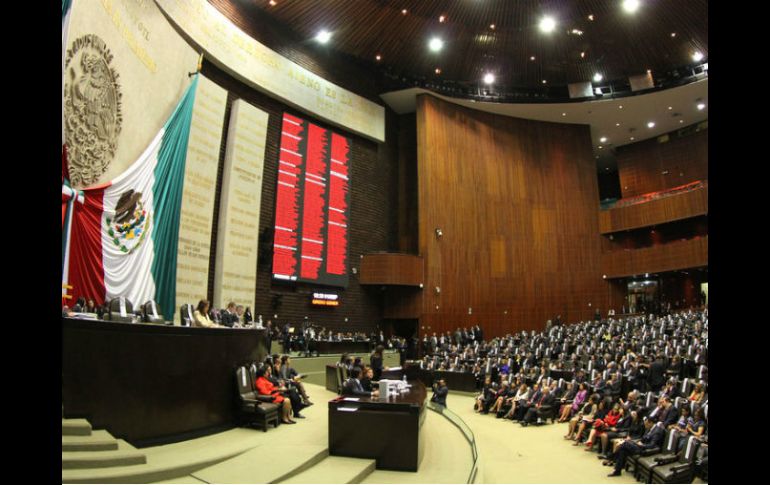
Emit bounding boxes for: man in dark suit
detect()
[607,421,666,476]
[647,354,666,392]
[431,379,448,407]
[342,367,379,397]
[520,386,555,426]
[220,302,238,327]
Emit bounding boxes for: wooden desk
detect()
[314,340,372,355]
[328,380,427,471]
[62,318,266,447]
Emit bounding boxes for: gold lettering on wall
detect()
[214,99,269,311]
[155,0,385,142]
[174,75,227,323]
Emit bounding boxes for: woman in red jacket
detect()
[584,403,624,451]
[256,365,296,424]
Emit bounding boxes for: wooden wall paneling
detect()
[601,236,708,278]
[598,186,708,233]
[359,254,424,286]
[416,94,607,338]
[617,129,708,198]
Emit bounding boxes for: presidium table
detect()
[328,380,427,471]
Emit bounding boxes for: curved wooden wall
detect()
[599,186,708,233]
[601,236,708,278]
[416,95,606,337]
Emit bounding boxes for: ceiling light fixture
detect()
[692,51,704,62]
[588,14,595,21]
[616,122,621,126]
[580,51,586,58]
[316,30,332,44]
[619,105,624,109]
[622,0,641,14]
[697,103,706,110]
[483,72,495,84]
[593,73,603,82]
[429,37,444,52]
[562,113,566,116]
[542,79,547,84]
[375,54,381,61]
[539,16,556,33]
[671,32,677,37]
[600,137,608,143]
[402,9,408,15]
[490,24,496,30]
[439,15,446,23]
[269,0,277,6]
[435,68,442,74]
[647,121,656,128]
[530,56,536,61]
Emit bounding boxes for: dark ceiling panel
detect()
[244,0,707,89]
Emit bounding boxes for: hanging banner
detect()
[175,75,228,323]
[214,99,269,311]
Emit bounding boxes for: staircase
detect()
[62,418,147,477]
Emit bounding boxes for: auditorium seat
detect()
[633,428,680,483]
[650,436,702,483]
[142,300,165,324]
[179,304,194,327]
[107,297,134,323]
[235,366,279,431]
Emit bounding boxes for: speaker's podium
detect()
[328,380,427,471]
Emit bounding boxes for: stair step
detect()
[192,444,328,484]
[62,440,147,469]
[62,418,92,436]
[282,456,376,484]
[63,429,119,452]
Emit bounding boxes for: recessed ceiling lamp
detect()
[697,103,706,110]
[429,37,444,52]
[490,24,496,30]
[483,73,495,84]
[668,106,673,110]
[616,122,621,126]
[530,56,536,61]
[401,9,408,15]
[316,30,332,44]
[562,112,567,116]
[600,137,608,143]
[439,15,446,23]
[269,0,277,6]
[375,54,381,61]
[618,105,624,109]
[647,121,656,128]
[630,136,635,140]
[593,73,603,82]
[539,16,556,33]
[588,14,595,21]
[692,51,704,62]
[580,51,586,58]
[622,0,641,14]
[435,68,442,74]
[542,79,547,84]
[670,32,677,37]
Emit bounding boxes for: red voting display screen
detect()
[272,113,350,287]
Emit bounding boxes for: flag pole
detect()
[189,52,204,77]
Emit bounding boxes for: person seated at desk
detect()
[342,367,379,397]
[255,365,297,425]
[360,367,375,392]
[220,301,239,328]
[193,300,224,328]
[431,379,448,407]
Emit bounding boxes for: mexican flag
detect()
[62,75,198,319]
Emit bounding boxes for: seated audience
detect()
[254,365,296,425]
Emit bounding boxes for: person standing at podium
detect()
[370,345,385,381]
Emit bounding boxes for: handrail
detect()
[600,180,707,211]
[427,401,479,484]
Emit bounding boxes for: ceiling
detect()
[381,77,708,170]
[253,0,708,89]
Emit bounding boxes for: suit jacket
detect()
[640,424,666,449]
[538,393,556,408]
[432,385,448,406]
[342,378,371,396]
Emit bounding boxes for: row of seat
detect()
[234,365,281,431]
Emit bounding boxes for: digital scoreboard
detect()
[272,113,350,287]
